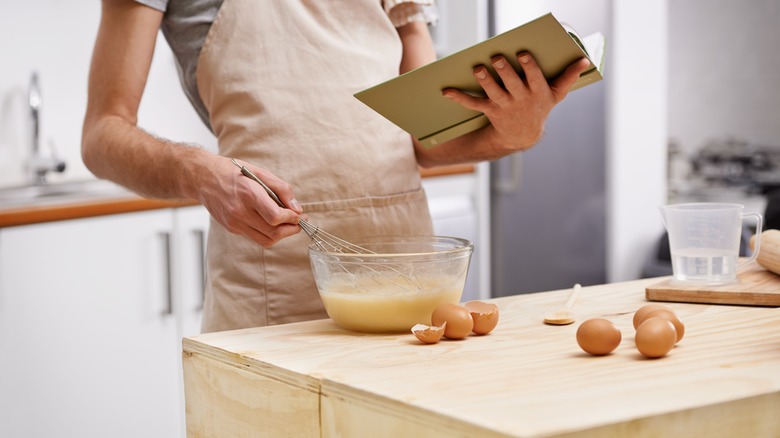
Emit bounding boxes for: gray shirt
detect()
[134,0,436,132]
[135,0,222,130]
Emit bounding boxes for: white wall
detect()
[607,1,668,281]
[0,1,216,188]
[668,0,780,152]
[493,0,606,31]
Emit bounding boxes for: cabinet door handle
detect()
[492,153,523,194]
[159,231,173,316]
[192,229,206,311]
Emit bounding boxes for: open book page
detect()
[582,32,606,73]
[562,23,606,74]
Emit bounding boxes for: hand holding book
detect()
[441,51,591,151]
[355,13,606,148]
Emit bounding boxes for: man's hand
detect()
[194,157,303,248]
[442,52,591,152]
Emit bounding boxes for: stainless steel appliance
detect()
[488,0,611,296]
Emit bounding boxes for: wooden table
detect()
[182,278,780,437]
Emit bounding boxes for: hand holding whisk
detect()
[231,158,427,290]
[230,158,373,254]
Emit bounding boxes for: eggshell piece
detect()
[464,301,499,335]
[635,317,677,358]
[643,308,685,343]
[576,318,622,356]
[431,303,473,340]
[633,303,672,329]
[411,322,446,344]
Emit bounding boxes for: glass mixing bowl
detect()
[308,236,474,333]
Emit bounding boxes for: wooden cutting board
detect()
[646,263,780,306]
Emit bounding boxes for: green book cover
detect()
[354,13,606,148]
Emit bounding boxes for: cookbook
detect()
[354,13,606,148]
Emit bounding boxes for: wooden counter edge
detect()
[0,196,199,228]
[1,166,473,228]
[320,383,780,438]
[182,337,322,437]
[419,163,475,178]
[182,337,320,392]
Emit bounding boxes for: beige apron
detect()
[196,0,433,332]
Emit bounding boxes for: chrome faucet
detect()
[28,71,66,184]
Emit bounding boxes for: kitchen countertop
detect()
[0,165,474,228]
[182,278,780,437]
[0,182,196,228]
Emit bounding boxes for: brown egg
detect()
[635,317,677,358]
[576,318,622,356]
[431,303,473,340]
[464,301,499,335]
[643,308,685,343]
[633,303,672,329]
[411,322,446,344]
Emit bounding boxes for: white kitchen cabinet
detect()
[173,206,210,339]
[422,165,491,301]
[170,206,210,434]
[0,205,209,438]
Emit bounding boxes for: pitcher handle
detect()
[739,212,763,268]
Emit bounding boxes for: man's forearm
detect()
[82,113,214,202]
[413,124,511,168]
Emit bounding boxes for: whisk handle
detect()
[231,158,286,208]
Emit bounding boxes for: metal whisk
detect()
[230,158,427,290]
[230,158,374,254]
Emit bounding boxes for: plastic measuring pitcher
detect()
[660,203,763,285]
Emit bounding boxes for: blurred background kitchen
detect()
[1,0,778,437]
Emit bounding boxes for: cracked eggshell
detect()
[464,301,499,335]
[412,322,446,344]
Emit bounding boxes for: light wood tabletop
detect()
[182,277,780,437]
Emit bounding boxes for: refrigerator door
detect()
[490,0,610,296]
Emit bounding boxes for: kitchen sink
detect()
[0,179,131,207]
